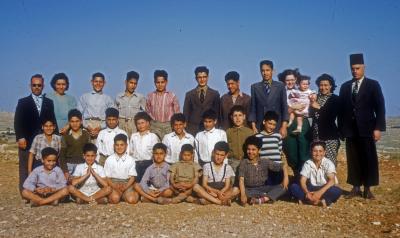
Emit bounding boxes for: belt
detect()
[86,117,103,121]
[119,116,135,121]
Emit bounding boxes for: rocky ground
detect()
[0,151,399,238]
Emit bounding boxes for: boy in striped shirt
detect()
[255,111,289,187]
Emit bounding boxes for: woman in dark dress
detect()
[309,74,340,166]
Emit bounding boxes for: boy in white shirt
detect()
[105,134,139,204]
[195,109,227,166]
[68,143,111,204]
[162,113,197,164]
[97,108,129,166]
[129,112,159,182]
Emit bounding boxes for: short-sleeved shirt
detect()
[162,131,197,164]
[255,131,282,163]
[129,131,159,161]
[195,128,227,163]
[46,92,77,128]
[29,134,61,161]
[72,162,106,196]
[300,157,337,186]
[169,161,202,183]
[226,126,253,160]
[104,154,137,179]
[115,91,146,119]
[23,165,66,191]
[203,162,235,183]
[96,126,129,156]
[238,158,282,187]
[139,162,170,192]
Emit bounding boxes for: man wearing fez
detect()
[338,53,386,199]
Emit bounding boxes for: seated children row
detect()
[22,133,341,207]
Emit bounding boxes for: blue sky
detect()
[1,0,399,115]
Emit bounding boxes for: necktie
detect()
[265,81,271,95]
[33,95,42,113]
[352,80,359,102]
[200,89,205,103]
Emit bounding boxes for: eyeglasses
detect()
[31,84,43,87]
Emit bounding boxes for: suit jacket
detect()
[183,86,220,135]
[249,80,289,131]
[338,77,386,137]
[14,94,57,150]
[219,92,251,130]
[310,94,340,140]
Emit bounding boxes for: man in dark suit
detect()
[338,53,386,199]
[183,66,220,136]
[249,60,289,137]
[14,74,57,193]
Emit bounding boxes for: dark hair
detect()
[202,109,217,121]
[31,74,44,83]
[68,109,82,121]
[170,113,186,125]
[92,72,105,81]
[153,143,167,153]
[126,71,140,81]
[134,111,152,124]
[180,144,194,154]
[194,66,209,76]
[310,141,326,151]
[41,147,58,159]
[50,73,69,91]
[83,143,98,154]
[244,136,262,150]
[41,119,56,126]
[154,70,168,82]
[114,133,128,144]
[105,107,119,118]
[224,71,240,82]
[277,69,300,83]
[214,141,229,153]
[259,60,274,70]
[229,105,246,116]
[315,73,337,93]
[263,110,279,122]
[297,75,311,85]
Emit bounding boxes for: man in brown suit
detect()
[220,71,251,130]
[183,66,220,136]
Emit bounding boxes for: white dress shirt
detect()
[104,153,137,179]
[129,131,160,161]
[300,157,338,186]
[72,162,106,196]
[96,126,129,156]
[195,128,227,163]
[162,131,197,164]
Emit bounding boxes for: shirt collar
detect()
[69,128,83,136]
[204,127,216,134]
[172,131,190,139]
[153,162,168,169]
[115,153,128,161]
[39,166,55,174]
[106,126,120,133]
[91,90,103,95]
[31,93,43,99]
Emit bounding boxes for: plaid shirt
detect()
[146,91,180,122]
[29,133,61,161]
[238,158,282,187]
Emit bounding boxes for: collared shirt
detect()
[352,76,365,92]
[226,126,254,160]
[162,131,197,164]
[146,91,180,123]
[23,165,66,191]
[104,153,137,179]
[238,158,282,187]
[169,161,202,183]
[46,92,77,128]
[115,91,146,119]
[78,90,115,126]
[129,131,160,161]
[255,131,282,163]
[196,86,208,98]
[195,128,227,163]
[29,133,61,161]
[72,162,106,196]
[31,94,43,113]
[96,126,129,156]
[59,129,91,172]
[301,157,337,186]
[139,162,170,192]
[220,91,251,130]
[203,162,235,183]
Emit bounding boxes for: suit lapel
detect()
[28,95,41,117]
[256,82,269,101]
[355,78,368,103]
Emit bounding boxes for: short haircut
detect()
[154,70,168,82]
[244,136,262,150]
[202,109,217,121]
[297,75,311,85]
[263,110,279,122]
[126,71,140,81]
[105,107,119,118]
[153,143,167,153]
[277,68,300,83]
[214,141,229,153]
[41,119,56,126]
[310,141,326,151]
[83,143,98,154]
[41,147,58,159]
[315,73,337,93]
[50,73,70,91]
[229,105,246,116]
[194,66,209,76]
[92,72,105,81]
[259,60,274,70]
[170,113,186,125]
[31,74,44,83]
[68,109,82,121]
[114,133,128,144]
[180,144,194,154]
[224,71,240,82]
[134,111,152,124]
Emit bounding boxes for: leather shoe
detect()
[363,190,376,200]
[345,188,362,199]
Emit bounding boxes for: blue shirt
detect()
[46,92,77,128]
[23,165,67,191]
[78,90,115,126]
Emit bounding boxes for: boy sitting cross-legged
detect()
[22,147,69,207]
[68,143,112,204]
[133,143,174,204]
[105,134,139,204]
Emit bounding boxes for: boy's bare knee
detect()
[108,193,121,204]
[68,185,77,193]
[104,186,112,194]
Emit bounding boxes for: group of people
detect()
[14,53,386,207]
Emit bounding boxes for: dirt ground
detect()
[0,153,399,238]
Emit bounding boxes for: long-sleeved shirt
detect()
[146,91,180,122]
[139,162,170,192]
[129,131,160,161]
[96,127,129,156]
[23,165,66,191]
[46,92,77,129]
[255,131,282,163]
[238,158,283,187]
[115,91,146,119]
[226,126,253,161]
[78,90,115,127]
[59,129,91,172]
[162,131,197,163]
